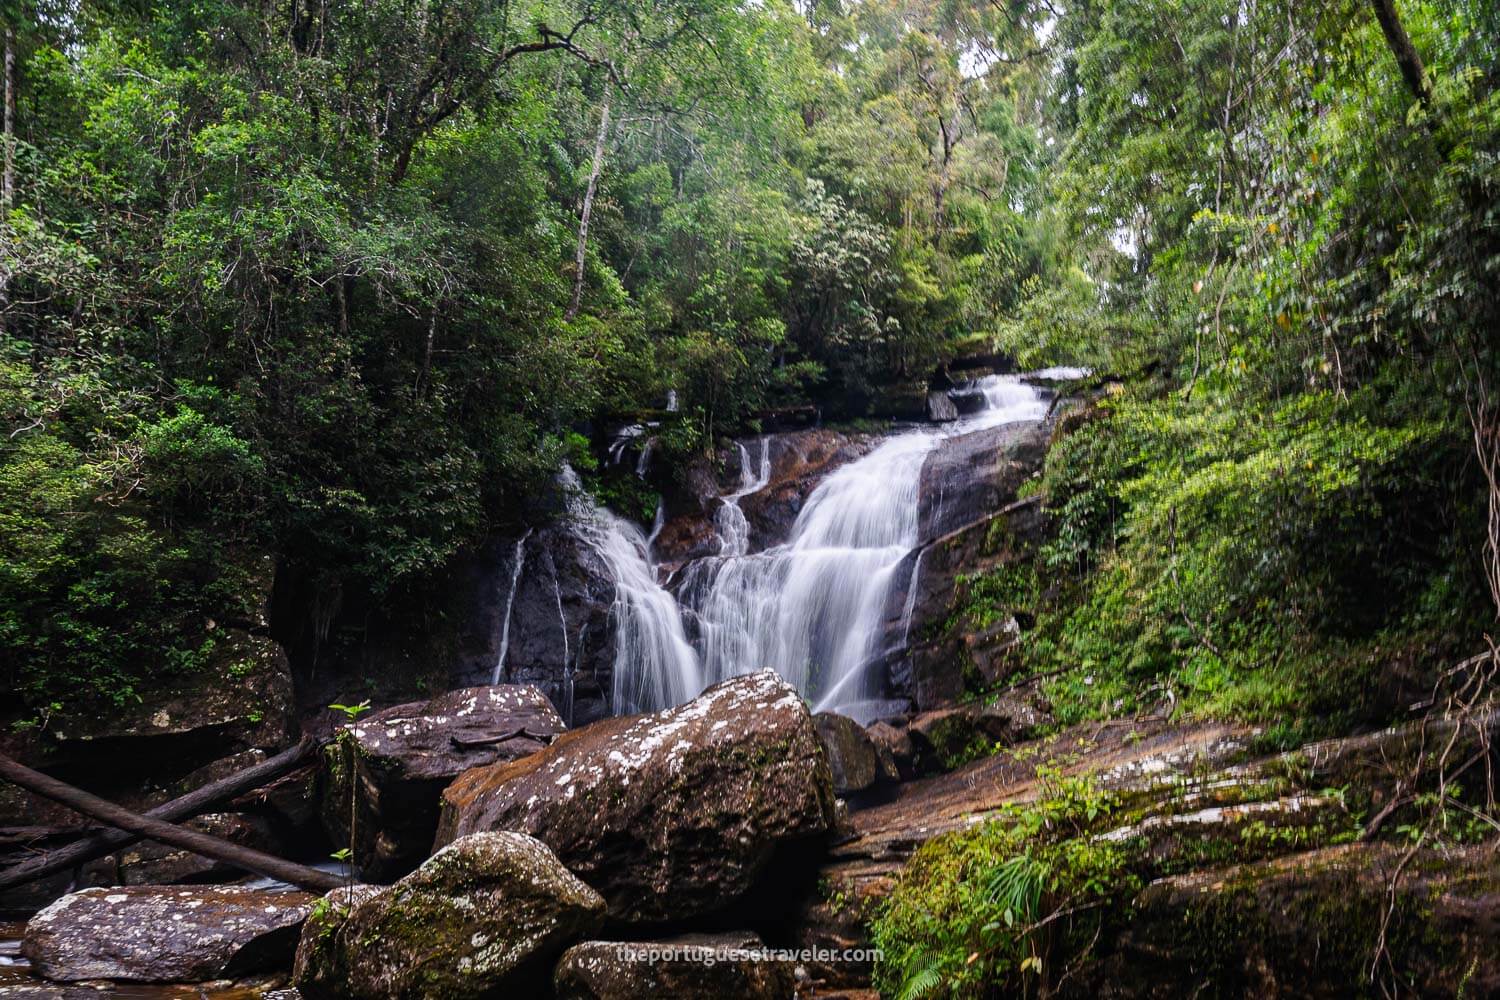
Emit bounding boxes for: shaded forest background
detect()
[1,0,1496,741]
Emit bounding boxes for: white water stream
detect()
[561,373,1058,720]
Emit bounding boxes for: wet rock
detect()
[925,391,959,422]
[445,525,620,727]
[436,670,838,925]
[814,713,890,795]
[917,419,1050,545]
[883,495,1050,710]
[554,931,794,999]
[736,430,877,550]
[23,885,314,982]
[1085,843,1500,998]
[321,684,565,881]
[650,512,722,568]
[864,721,914,778]
[231,760,321,838]
[293,833,605,999]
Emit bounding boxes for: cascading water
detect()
[677,429,939,714]
[676,373,1053,718]
[555,466,701,716]
[538,373,1056,722]
[715,438,771,558]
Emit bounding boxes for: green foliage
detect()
[870,769,1135,998]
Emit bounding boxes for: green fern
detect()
[896,950,948,1000]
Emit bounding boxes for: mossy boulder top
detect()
[293,832,605,999]
[436,670,838,925]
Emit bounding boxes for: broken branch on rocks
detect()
[0,749,344,894]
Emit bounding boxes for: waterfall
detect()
[678,429,939,716]
[580,508,701,715]
[490,529,533,684]
[715,437,771,558]
[677,374,1050,719]
[506,374,1052,724]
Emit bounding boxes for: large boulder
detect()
[23,885,314,982]
[293,832,605,999]
[436,670,838,925]
[554,931,795,999]
[321,684,565,881]
[916,419,1050,545]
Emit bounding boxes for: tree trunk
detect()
[2,23,14,339]
[0,737,320,892]
[0,751,345,894]
[565,87,613,322]
[1370,0,1432,106]
[3,23,12,211]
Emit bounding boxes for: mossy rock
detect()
[293,833,605,999]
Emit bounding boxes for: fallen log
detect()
[0,737,320,893]
[0,749,344,894]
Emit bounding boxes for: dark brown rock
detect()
[883,495,1051,710]
[321,684,565,881]
[554,931,795,999]
[436,670,838,925]
[736,430,878,551]
[864,721,914,778]
[293,833,605,999]
[22,885,314,982]
[916,420,1050,543]
[814,713,885,795]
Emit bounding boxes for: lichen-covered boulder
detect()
[321,684,565,881]
[554,931,795,999]
[814,713,893,795]
[436,670,838,925]
[1085,843,1500,998]
[22,885,314,982]
[293,832,605,999]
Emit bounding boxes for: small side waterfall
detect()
[715,438,771,558]
[490,529,533,684]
